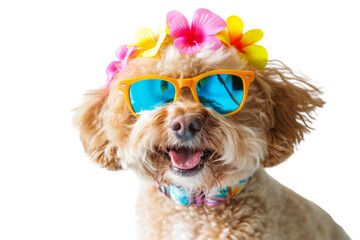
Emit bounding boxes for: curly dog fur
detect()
[74,45,349,239]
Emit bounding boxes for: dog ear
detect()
[73,88,122,170]
[257,61,325,167]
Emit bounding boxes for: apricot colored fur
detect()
[74,46,349,239]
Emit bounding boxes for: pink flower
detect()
[105,45,136,87]
[166,8,226,54]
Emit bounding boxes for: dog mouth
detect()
[166,147,213,176]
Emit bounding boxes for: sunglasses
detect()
[118,69,254,117]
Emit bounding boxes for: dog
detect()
[74,9,349,240]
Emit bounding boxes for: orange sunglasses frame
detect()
[118,69,254,118]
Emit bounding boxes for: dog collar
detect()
[157,178,249,206]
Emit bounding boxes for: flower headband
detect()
[106,8,268,87]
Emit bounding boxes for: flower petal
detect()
[226,15,244,43]
[133,28,157,49]
[173,36,200,55]
[242,44,268,70]
[200,35,223,50]
[241,29,264,47]
[106,61,122,87]
[191,8,226,36]
[115,45,129,60]
[142,31,167,57]
[216,29,230,45]
[106,45,138,87]
[167,10,190,39]
[120,45,136,69]
[237,51,248,61]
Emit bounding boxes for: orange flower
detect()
[217,16,268,69]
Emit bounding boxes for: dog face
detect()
[74,45,324,192]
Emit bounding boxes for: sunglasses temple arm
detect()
[216,75,241,106]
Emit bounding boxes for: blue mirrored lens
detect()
[196,74,244,114]
[129,79,175,113]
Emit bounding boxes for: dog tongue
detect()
[169,148,202,169]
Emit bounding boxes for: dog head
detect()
[74,9,324,192]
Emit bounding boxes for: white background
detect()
[1,0,359,239]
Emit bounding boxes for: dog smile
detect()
[169,148,203,169]
[167,147,212,176]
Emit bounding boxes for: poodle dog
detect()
[74,9,349,240]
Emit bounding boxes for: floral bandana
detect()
[106,8,268,87]
[157,178,249,206]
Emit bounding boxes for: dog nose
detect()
[170,115,202,140]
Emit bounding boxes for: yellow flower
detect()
[132,22,168,58]
[217,16,268,69]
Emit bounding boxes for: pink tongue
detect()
[169,148,203,169]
